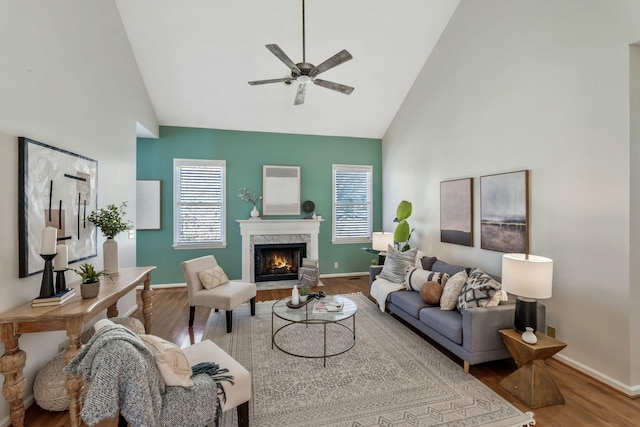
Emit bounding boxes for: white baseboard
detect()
[320,271,368,279]
[136,282,186,289]
[553,353,640,397]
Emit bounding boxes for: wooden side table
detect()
[498,328,567,408]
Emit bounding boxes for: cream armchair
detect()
[181,255,256,333]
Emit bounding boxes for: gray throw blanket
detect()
[65,324,223,426]
[65,324,164,426]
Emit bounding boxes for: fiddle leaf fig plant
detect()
[87,202,133,239]
[393,200,414,252]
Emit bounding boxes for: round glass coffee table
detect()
[271,294,357,367]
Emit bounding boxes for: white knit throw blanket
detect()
[370,279,404,311]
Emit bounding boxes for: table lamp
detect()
[501,253,553,333]
[372,232,394,265]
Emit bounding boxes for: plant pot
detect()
[81,281,100,299]
[299,295,308,303]
[103,238,119,274]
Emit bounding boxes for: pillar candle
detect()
[54,244,68,270]
[41,227,57,255]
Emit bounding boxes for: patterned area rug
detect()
[204,294,534,427]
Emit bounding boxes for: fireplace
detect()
[254,243,306,282]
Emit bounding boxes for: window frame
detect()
[332,164,373,244]
[173,158,226,249]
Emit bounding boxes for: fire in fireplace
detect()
[254,243,306,282]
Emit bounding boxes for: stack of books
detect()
[32,288,76,307]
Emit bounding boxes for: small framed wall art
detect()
[440,178,473,247]
[262,165,301,215]
[480,170,529,253]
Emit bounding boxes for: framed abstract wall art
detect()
[262,165,300,215]
[19,137,98,277]
[480,170,529,253]
[440,178,473,246]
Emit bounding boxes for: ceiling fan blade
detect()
[248,77,291,86]
[312,49,353,76]
[294,83,306,105]
[266,44,301,74]
[313,79,354,95]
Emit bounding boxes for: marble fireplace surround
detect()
[237,219,322,283]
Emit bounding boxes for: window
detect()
[332,164,373,243]
[173,159,226,248]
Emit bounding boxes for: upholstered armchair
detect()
[181,255,256,333]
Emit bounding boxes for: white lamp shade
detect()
[372,232,394,252]
[501,253,553,299]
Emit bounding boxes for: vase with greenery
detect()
[71,263,110,298]
[393,200,415,252]
[87,202,132,274]
[238,188,262,219]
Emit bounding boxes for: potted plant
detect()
[393,200,415,252]
[71,263,110,298]
[87,202,133,274]
[238,188,262,219]
[299,284,310,302]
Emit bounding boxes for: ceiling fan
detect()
[248,0,354,105]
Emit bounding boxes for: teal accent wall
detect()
[137,126,382,285]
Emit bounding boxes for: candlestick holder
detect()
[55,269,68,294]
[39,253,57,298]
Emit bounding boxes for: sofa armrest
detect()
[462,302,547,353]
[369,265,383,288]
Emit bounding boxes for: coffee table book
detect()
[32,288,76,307]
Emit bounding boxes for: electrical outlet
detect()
[58,339,68,353]
[547,325,556,338]
[334,262,339,269]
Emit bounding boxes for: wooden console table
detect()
[0,266,156,427]
[498,328,567,408]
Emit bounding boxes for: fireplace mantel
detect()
[237,219,323,282]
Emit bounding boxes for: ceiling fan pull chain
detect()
[301,0,306,63]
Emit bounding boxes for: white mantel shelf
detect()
[237,219,323,282]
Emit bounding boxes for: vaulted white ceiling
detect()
[116,0,459,139]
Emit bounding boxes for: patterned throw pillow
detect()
[405,268,449,291]
[140,334,194,387]
[440,270,468,310]
[456,268,502,313]
[378,246,418,285]
[197,266,229,289]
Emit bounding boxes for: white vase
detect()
[250,205,260,219]
[103,238,119,274]
[522,327,538,344]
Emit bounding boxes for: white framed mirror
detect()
[262,165,300,215]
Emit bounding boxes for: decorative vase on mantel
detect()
[250,204,260,220]
[103,238,119,274]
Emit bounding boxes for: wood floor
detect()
[24,275,640,426]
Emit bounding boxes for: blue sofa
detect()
[369,259,546,373]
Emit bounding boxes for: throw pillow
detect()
[139,334,194,387]
[197,266,229,289]
[420,281,443,305]
[405,267,449,292]
[440,270,468,310]
[378,245,418,285]
[302,258,318,268]
[456,268,502,313]
[420,256,437,271]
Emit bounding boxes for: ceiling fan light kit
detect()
[248,0,354,105]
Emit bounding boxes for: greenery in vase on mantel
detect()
[87,202,133,239]
[237,188,262,207]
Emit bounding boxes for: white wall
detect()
[0,0,157,423]
[383,0,640,394]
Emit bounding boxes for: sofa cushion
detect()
[419,307,463,344]
[457,268,502,312]
[389,290,434,318]
[432,260,470,277]
[440,270,468,310]
[420,256,437,270]
[405,267,449,291]
[420,281,443,305]
[378,246,418,284]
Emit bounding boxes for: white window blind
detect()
[173,159,226,248]
[332,164,373,243]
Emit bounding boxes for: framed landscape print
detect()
[440,178,473,246]
[480,170,529,253]
[19,137,98,277]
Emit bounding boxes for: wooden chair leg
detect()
[237,401,249,427]
[250,297,256,316]
[118,413,128,427]
[188,306,195,327]
[226,310,233,333]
